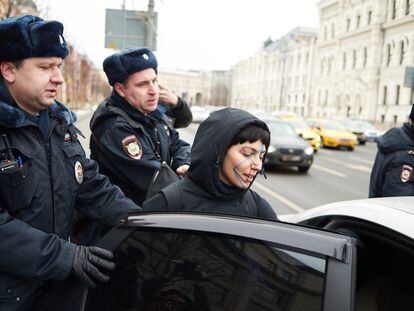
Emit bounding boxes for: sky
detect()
[36,0,320,71]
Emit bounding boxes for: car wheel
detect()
[313,149,318,154]
[347,146,354,151]
[320,139,325,148]
[298,166,310,173]
[359,141,366,145]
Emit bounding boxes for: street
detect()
[76,112,376,216]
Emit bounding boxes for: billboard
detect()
[105,8,157,51]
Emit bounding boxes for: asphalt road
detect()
[76,113,376,216]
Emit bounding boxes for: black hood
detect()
[377,124,414,154]
[187,108,269,199]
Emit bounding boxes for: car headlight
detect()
[304,147,314,155]
[267,146,276,153]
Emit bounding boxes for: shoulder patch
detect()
[122,135,142,159]
[400,164,413,182]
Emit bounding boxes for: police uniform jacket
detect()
[369,123,414,197]
[90,92,191,205]
[143,108,278,221]
[0,84,139,310]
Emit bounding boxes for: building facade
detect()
[231,0,414,127]
[231,27,318,115]
[314,0,414,127]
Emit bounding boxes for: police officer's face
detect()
[219,140,265,189]
[115,68,159,115]
[2,57,64,115]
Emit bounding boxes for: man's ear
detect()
[0,62,16,83]
[114,82,126,97]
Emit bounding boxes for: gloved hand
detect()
[72,246,115,288]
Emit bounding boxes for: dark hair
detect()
[229,124,270,149]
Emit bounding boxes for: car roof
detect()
[281,197,414,238]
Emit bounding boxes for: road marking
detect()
[312,164,347,178]
[322,157,371,172]
[348,156,374,165]
[253,181,305,213]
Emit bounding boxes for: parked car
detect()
[265,119,314,172]
[281,196,414,311]
[191,106,210,123]
[307,118,358,151]
[37,212,357,311]
[278,116,321,152]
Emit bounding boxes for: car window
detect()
[84,228,327,311]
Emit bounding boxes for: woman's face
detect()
[219,140,266,189]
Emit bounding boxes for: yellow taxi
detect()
[306,118,358,151]
[278,116,321,152]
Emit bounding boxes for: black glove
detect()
[72,246,115,288]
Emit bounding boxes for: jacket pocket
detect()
[0,148,36,214]
[0,273,36,300]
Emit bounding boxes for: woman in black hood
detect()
[143,108,278,220]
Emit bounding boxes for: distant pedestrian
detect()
[143,108,278,221]
[0,15,139,311]
[369,105,414,197]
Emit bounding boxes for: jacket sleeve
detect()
[165,97,193,128]
[170,128,191,170]
[251,191,279,221]
[0,207,76,280]
[95,123,162,197]
[142,192,169,211]
[75,157,141,226]
[368,151,385,198]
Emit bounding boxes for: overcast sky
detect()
[36,0,320,71]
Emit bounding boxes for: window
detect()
[356,15,361,28]
[386,44,391,66]
[346,18,351,31]
[363,47,368,68]
[383,86,388,105]
[381,114,385,124]
[343,52,347,69]
[324,26,328,40]
[325,90,328,106]
[352,50,357,68]
[331,23,335,38]
[399,41,405,65]
[368,10,372,24]
[396,85,400,105]
[391,0,397,19]
[406,0,411,15]
[84,229,327,311]
[393,115,398,124]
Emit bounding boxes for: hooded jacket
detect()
[0,82,139,310]
[143,108,278,220]
[89,92,191,205]
[369,124,414,197]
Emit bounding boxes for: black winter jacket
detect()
[90,92,191,205]
[369,123,414,197]
[0,84,139,311]
[143,108,278,221]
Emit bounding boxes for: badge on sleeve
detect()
[400,164,413,183]
[74,161,83,184]
[122,135,142,159]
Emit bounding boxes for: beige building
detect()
[158,68,232,107]
[313,0,414,127]
[231,27,318,115]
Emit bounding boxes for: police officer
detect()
[0,15,140,310]
[369,105,414,197]
[90,47,191,205]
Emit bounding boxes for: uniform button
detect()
[16,297,20,301]
[7,288,12,294]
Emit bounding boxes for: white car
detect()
[281,196,414,311]
[191,106,210,123]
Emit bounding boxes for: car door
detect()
[40,213,357,311]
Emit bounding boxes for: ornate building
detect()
[313,0,414,127]
[231,27,318,115]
